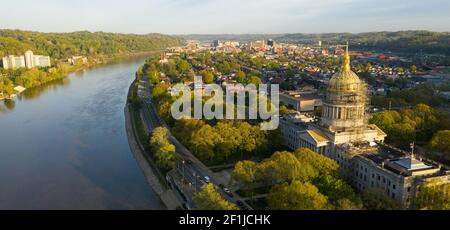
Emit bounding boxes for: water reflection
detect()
[0,57,164,210]
[20,78,71,101]
[0,99,15,113]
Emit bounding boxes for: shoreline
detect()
[124,104,166,209]
[124,80,181,210]
[1,50,162,102]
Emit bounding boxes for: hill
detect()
[180,31,450,55]
[0,30,184,59]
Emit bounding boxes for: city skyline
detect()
[0,0,449,34]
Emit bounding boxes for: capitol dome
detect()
[327,46,361,93]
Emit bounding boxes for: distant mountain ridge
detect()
[0,29,184,59]
[180,31,450,55]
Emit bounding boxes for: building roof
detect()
[368,124,387,137]
[328,45,362,93]
[392,158,432,171]
[306,129,329,143]
[359,144,446,177]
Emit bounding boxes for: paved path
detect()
[125,104,181,210]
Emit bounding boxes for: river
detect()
[0,57,165,210]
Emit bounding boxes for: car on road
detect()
[219,184,234,198]
[203,176,211,183]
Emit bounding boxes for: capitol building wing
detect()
[279,44,449,207]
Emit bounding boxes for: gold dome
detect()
[328,43,361,93]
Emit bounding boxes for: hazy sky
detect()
[0,0,449,34]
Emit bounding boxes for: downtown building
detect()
[279,46,450,207]
[1,50,51,69]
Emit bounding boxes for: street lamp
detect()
[182,160,186,182]
[193,172,197,192]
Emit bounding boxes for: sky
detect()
[0,0,449,34]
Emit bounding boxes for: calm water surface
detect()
[0,57,164,209]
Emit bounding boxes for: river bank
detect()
[0,50,162,102]
[124,79,181,210]
[0,56,164,209]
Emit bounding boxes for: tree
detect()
[235,122,267,155]
[231,160,257,186]
[149,127,177,170]
[235,70,246,83]
[267,61,280,71]
[0,77,15,97]
[190,124,221,161]
[148,70,160,85]
[267,181,329,210]
[194,183,239,210]
[176,59,191,74]
[414,181,450,210]
[388,122,416,149]
[150,127,170,147]
[255,151,317,185]
[411,65,417,73]
[365,63,372,72]
[314,175,362,210]
[214,122,242,160]
[369,111,398,132]
[155,143,177,169]
[430,130,450,159]
[247,75,261,87]
[158,101,173,124]
[293,148,340,177]
[279,105,296,115]
[200,70,214,84]
[173,119,205,144]
[362,188,403,210]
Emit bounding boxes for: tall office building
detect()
[212,40,220,48]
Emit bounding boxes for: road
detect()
[137,75,253,210]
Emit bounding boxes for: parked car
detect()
[204,176,211,183]
[223,187,233,197]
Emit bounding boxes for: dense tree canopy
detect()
[414,181,450,210]
[194,183,239,210]
[0,29,183,59]
[369,104,449,150]
[231,148,361,210]
[267,181,329,210]
[173,119,270,163]
[429,130,450,160]
[149,127,178,170]
[362,188,403,210]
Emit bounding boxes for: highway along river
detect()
[0,57,165,209]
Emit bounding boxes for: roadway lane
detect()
[138,75,253,210]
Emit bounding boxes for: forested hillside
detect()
[0,30,184,59]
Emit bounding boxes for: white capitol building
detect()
[280,45,449,208]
